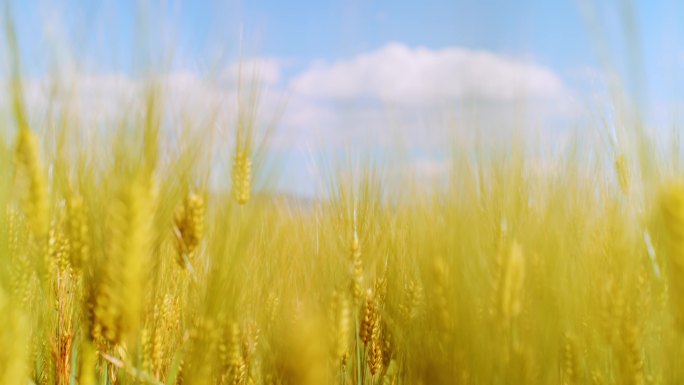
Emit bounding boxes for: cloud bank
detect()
[278,43,580,154]
[1,43,582,195]
[291,43,571,106]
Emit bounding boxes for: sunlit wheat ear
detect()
[349,231,364,304]
[623,321,645,385]
[13,127,48,241]
[561,333,579,385]
[5,206,29,302]
[174,191,205,269]
[47,217,70,278]
[330,289,351,368]
[368,312,384,377]
[232,149,252,205]
[6,205,19,256]
[399,278,423,322]
[374,274,388,308]
[360,289,376,348]
[117,177,155,343]
[658,182,684,330]
[94,176,155,346]
[265,291,280,330]
[150,324,164,379]
[141,327,153,373]
[225,321,247,385]
[152,294,180,378]
[185,316,222,384]
[501,240,525,328]
[623,278,648,385]
[66,194,89,273]
[13,127,49,285]
[241,319,259,374]
[6,209,38,309]
[141,315,166,378]
[615,153,630,194]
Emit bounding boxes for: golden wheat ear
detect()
[232,149,253,205]
[360,289,376,348]
[368,311,384,377]
[658,182,684,331]
[614,153,630,194]
[349,231,364,304]
[173,191,205,271]
[329,288,352,370]
[13,128,49,240]
[66,193,89,273]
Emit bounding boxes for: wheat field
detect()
[2,5,684,385]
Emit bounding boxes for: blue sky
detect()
[8,0,681,107]
[4,0,684,196]
[1,1,629,74]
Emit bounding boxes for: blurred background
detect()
[1,0,682,197]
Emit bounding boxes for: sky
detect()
[3,0,684,196]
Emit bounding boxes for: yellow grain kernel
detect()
[368,313,384,376]
[360,289,376,347]
[232,150,252,205]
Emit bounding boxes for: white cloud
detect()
[271,43,583,161]
[0,57,285,138]
[0,45,585,196]
[290,42,572,106]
